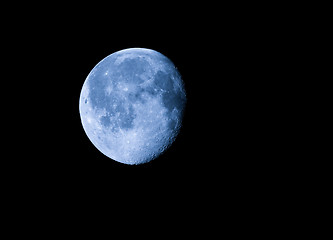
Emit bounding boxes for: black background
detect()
[5,3,294,233]
[38,14,219,172]
[50,22,265,174]
[14,6,279,188]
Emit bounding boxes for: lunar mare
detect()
[79,48,186,165]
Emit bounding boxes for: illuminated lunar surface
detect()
[79,48,186,165]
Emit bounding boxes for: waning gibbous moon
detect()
[79,48,186,165]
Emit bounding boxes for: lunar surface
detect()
[79,48,186,165]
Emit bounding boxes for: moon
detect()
[79,48,186,165]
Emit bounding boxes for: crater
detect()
[99,103,136,132]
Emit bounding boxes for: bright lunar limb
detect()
[79,48,186,165]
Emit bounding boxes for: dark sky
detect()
[8,5,285,220]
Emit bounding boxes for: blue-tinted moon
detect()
[79,48,186,165]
